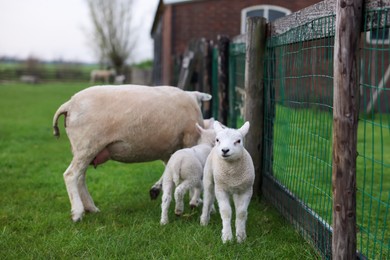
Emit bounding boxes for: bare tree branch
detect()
[86,0,136,73]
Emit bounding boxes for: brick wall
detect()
[171,0,320,56]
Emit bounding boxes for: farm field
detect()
[0,82,320,259]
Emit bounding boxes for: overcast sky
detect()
[0,0,159,64]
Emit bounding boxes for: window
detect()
[366,27,390,44]
[241,5,291,33]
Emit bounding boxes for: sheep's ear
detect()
[193,92,212,102]
[238,121,250,137]
[213,121,224,132]
[196,123,204,134]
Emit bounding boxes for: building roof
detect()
[163,0,194,4]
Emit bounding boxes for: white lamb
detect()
[200,121,255,243]
[160,120,215,225]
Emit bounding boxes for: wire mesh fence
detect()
[262,4,389,259]
[174,1,389,257]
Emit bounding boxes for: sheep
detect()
[52,84,212,222]
[90,69,116,83]
[200,121,254,243]
[160,120,215,225]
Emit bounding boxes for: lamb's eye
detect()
[235,139,241,145]
[216,138,219,143]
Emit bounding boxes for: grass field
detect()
[0,82,320,259]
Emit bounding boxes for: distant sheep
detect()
[20,75,39,84]
[52,84,211,222]
[160,120,215,225]
[90,69,116,83]
[200,121,254,243]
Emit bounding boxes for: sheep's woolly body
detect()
[200,122,255,243]
[52,84,211,222]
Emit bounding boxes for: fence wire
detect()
[262,8,389,259]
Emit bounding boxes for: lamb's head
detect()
[213,121,250,161]
[196,118,216,146]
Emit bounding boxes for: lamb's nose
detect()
[222,148,229,154]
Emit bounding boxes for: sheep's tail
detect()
[53,100,70,138]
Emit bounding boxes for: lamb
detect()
[200,121,254,243]
[160,120,215,225]
[52,84,212,222]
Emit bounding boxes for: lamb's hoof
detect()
[175,210,183,216]
[160,220,168,225]
[190,204,197,210]
[149,188,160,200]
[236,234,247,243]
[71,212,84,222]
[85,206,100,213]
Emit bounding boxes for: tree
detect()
[86,0,136,73]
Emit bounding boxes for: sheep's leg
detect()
[77,172,99,213]
[174,180,191,216]
[233,190,252,243]
[160,176,173,225]
[63,158,89,222]
[216,190,233,243]
[200,168,215,226]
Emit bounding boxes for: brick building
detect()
[151,0,320,85]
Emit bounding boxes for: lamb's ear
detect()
[238,122,250,137]
[204,117,215,129]
[196,123,204,134]
[213,121,224,133]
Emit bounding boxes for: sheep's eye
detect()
[216,138,219,143]
[235,139,241,145]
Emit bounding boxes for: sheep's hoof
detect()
[149,187,160,200]
[175,210,183,216]
[190,204,197,209]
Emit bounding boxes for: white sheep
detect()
[160,120,215,225]
[90,69,116,83]
[52,84,211,222]
[200,121,254,243]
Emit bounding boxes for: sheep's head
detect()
[213,121,250,161]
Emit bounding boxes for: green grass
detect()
[0,82,320,259]
[269,105,389,259]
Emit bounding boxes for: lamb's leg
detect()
[189,183,202,209]
[150,161,167,200]
[174,180,191,216]
[160,176,173,225]
[150,176,163,200]
[77,172,99,213]
[233,189,253,243]
[63,158,89,222]
[200,168,215,226]
[216,190,233,243]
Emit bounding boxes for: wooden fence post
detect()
[332,0,363,258]
[217,35,230,126]
[244,17,267,196]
